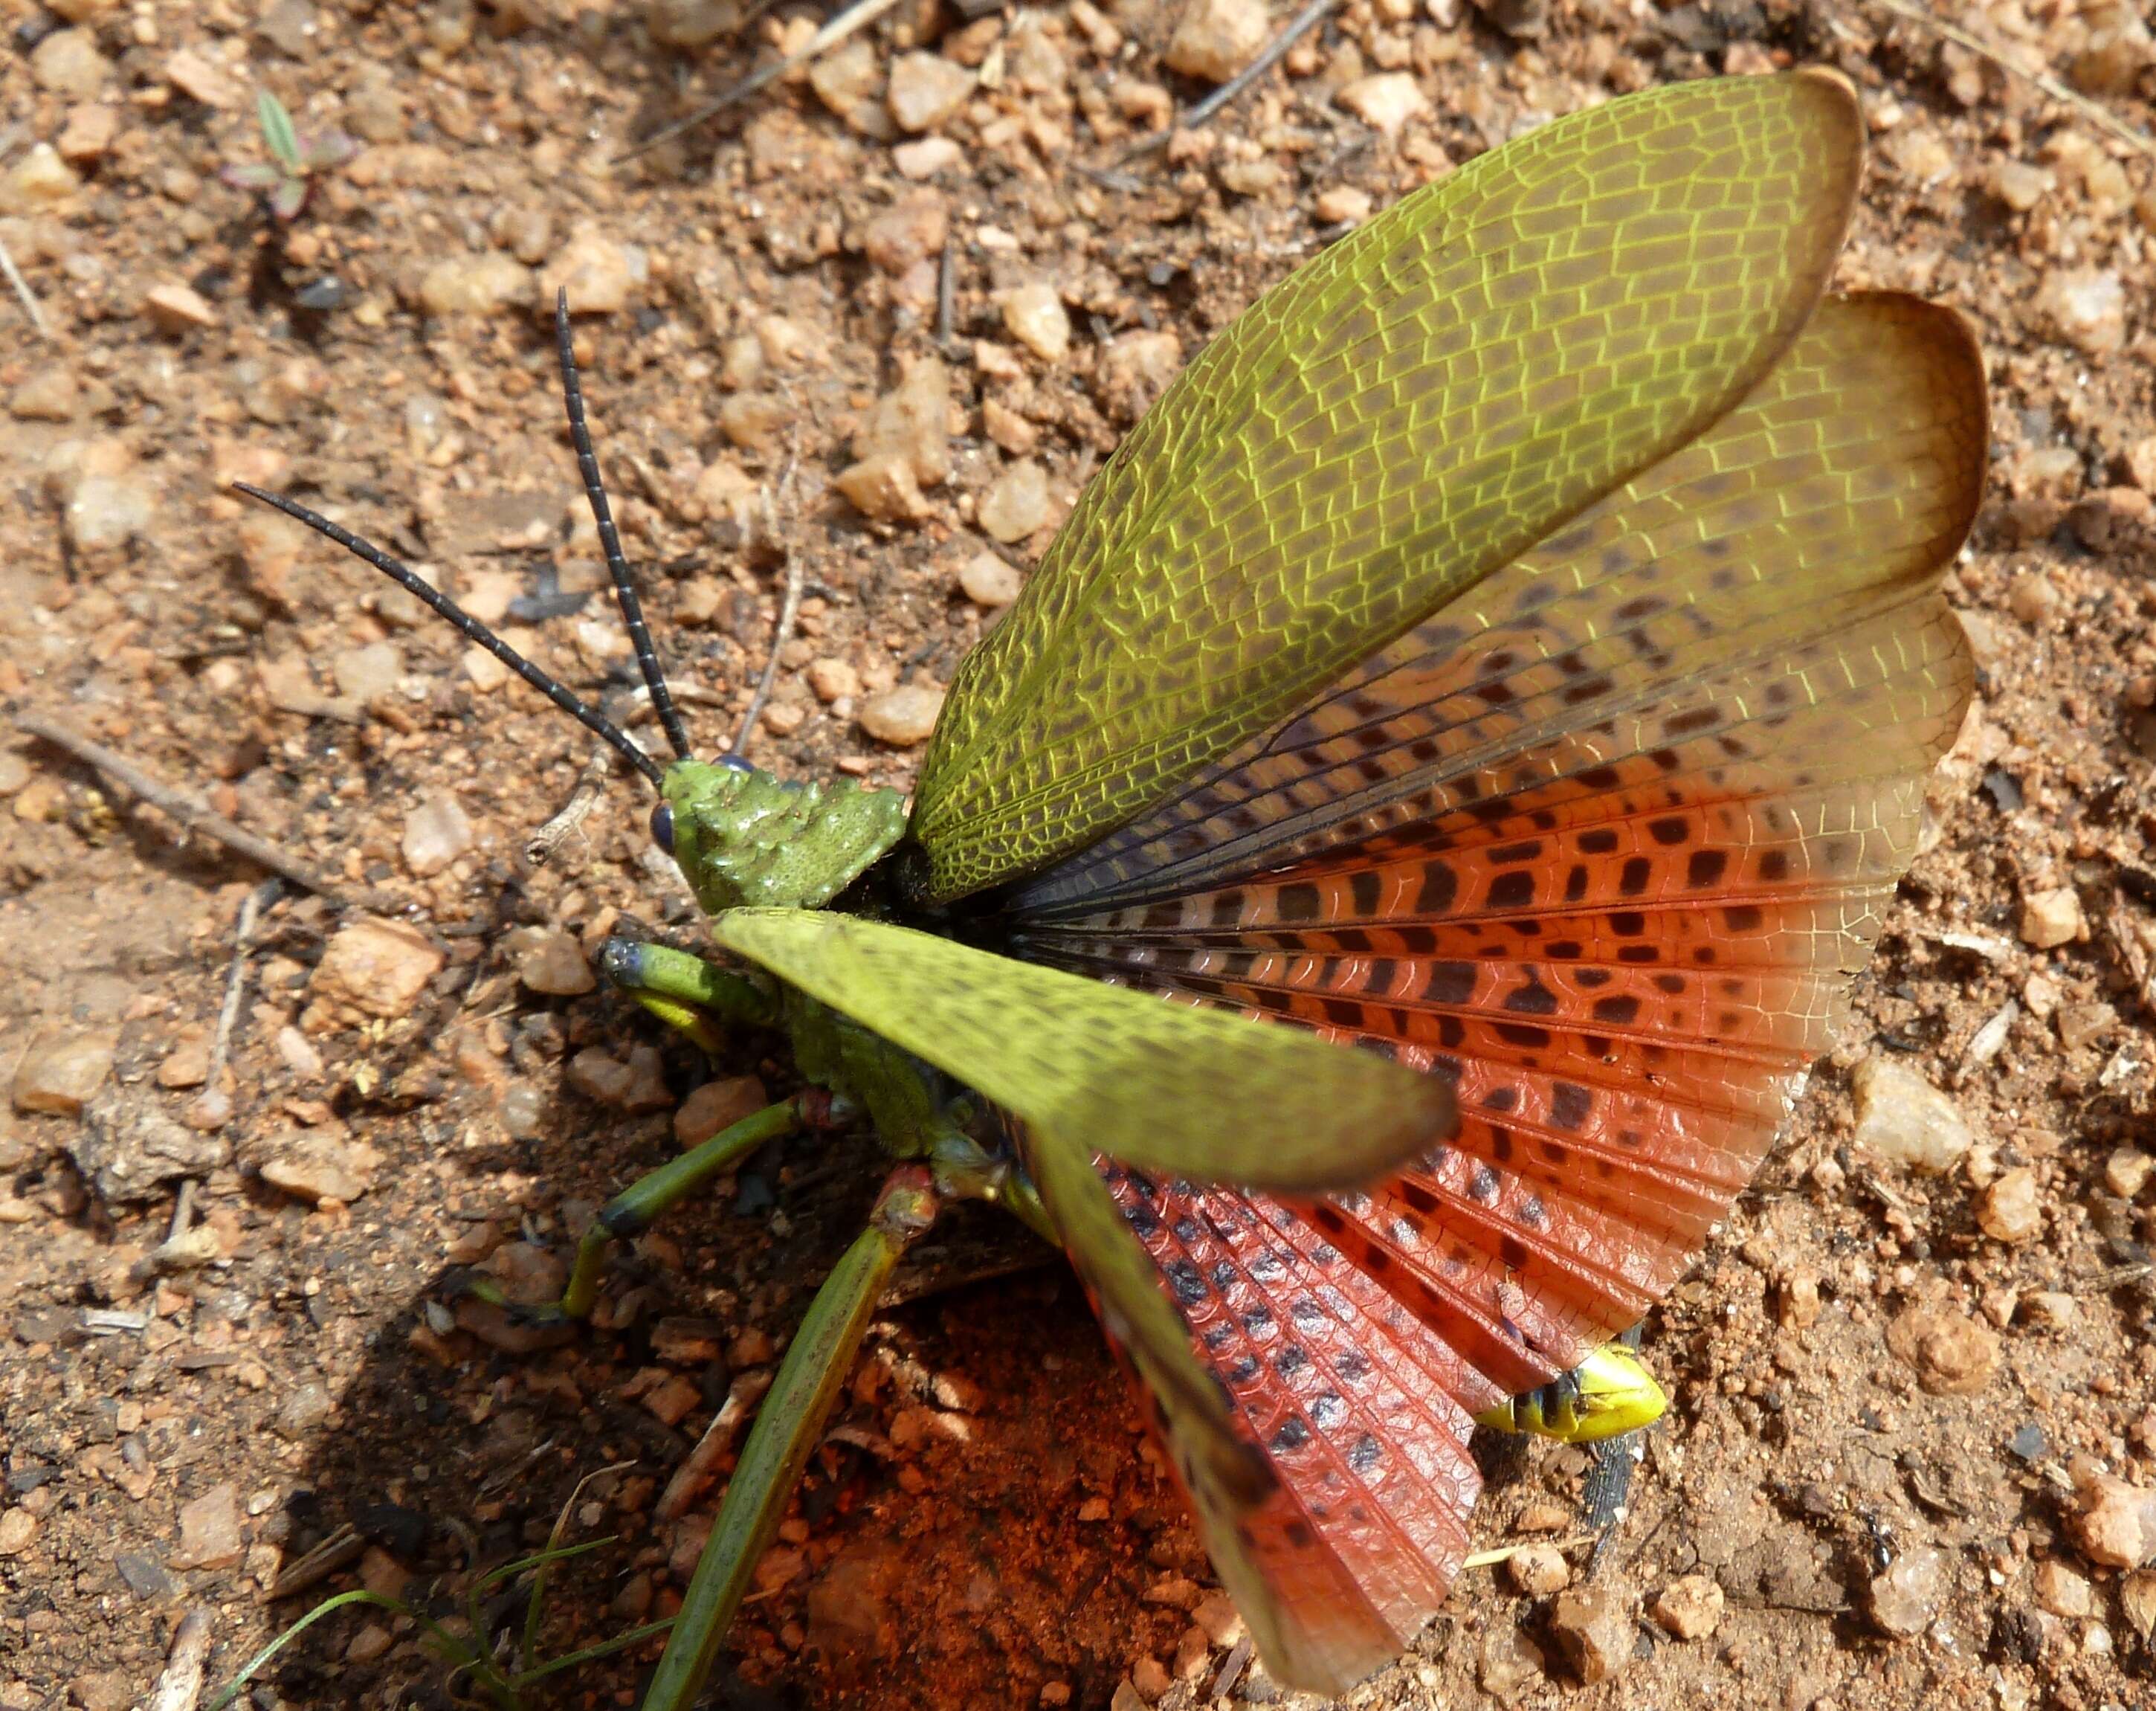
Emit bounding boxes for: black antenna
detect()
[231,483,666,789]
[555,292,694,763]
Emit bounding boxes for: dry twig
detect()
[13,711,392,909]
[1120,0,1340,164]
[730,457,807,755]
[619,0,909,163]
[526,746,617,868]
[657,1370,775,1521]
[0,229,51,341]
[199,889,274,1100]
[142,1609,216,1711]
[1859,0,2155,159]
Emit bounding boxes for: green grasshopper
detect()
[236,70,1983,1709]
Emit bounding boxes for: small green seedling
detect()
[222,90,356,222]
[228,73,1985,1711]
[208,1472,666,1711]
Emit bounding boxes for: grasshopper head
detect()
[656,758,909,914]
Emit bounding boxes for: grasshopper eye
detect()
[650,802,674,853]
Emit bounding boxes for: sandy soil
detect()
[1,2,2153,1710]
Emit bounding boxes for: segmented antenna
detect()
[555,292,694,764]
[230,483,667,788]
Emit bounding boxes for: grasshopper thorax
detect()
[659,758,908,915]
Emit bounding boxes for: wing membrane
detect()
[907,72,1864,904]
[711,908,1453,1192]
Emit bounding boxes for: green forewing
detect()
[908,71,1862,905]
[712,908,1454,1191]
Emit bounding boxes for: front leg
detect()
[599,935,779,1053]
[466,938,800,1324]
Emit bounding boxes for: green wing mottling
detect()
[712,908,1454,1190]
[908,72,1862,905]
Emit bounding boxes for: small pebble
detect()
[488,1240,568,1306]
[567,1048,635,1106]
[57,101,119,165]
[1868,1546,1949,1637]
[543,228,640,317]
[886,52,975,132]
[163,46,239,108]
[810,36,891,139]
[1849,1056,1971,1173]
[417,253,533,317]
[837,454,930,524]
[1129,1656,1171,1701]
[2069,1471,2156,1570]
[277,1381,336,1439]
[959,551,1024,608]
[980,459,1051,543]
[12,1028,117,1115]
[32,30,110,100]
[1886,1301,2001,1395]
[1546,1583,1634,1683]
[1649,1573,1724,1640]
[1100,329,1182,422]
[303,917,444,1029]
[854,356,952,489]
[2033,268,2126,355]
[332,640,403,701]
[2103,1147,2153,1199]
[893,136,963,179]
[0,1507,37,1557]
[1337,72,1430,135]
[2056,1000,2115,1051]
[143,281,218,333]
[170,1483,245,1571]
[10,365,81,421]
[648,0,740,47]
[862,189,949,277]
[158,1031,210,1089]
[1975,1167,2042,1243]
[499,1081,547,1139]
[1989,158,2051,211]
[1166,0,1270,83]
[998,283,1071,362]
[1504,1543,1569,1596]
[859,684,946,747]
[68,1089,230,1204]
[2019,885,2083,948]
[401,791,474,877]
[0,144,82,211]
[807,659,862,703]
[346,1625,394,1664]
[65,473,155,552]
[514,928,596,996]
[2033,1558,2094,1619]
[1191,1591,1244,1647]
[276,1025,323,1078]
[258,1128,382,1205]
[1314,186,1374,225]
[2121,1569,2156,1640]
